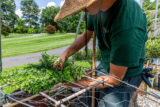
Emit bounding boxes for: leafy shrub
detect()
[46,25,56,34]
[15,26,27,33]
[2,24,12,36]
[38,26,46,33]
[146,39,160,58]
[72,48,101,60]
[28,28,36,34]
[56,30,60,33]
[0,53,86,94]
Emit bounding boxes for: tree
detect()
[40,6,85,33]
[14,17,27,33]
[2,24,12,36]
[21,0,40,28]
[40,6,60,27]
[1,0,17,27]
[57,11,85,33]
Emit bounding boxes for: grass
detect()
[2,33,75,57]
[2,33,33,39]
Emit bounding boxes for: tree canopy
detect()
[21,0,40,28]
[1,0,17,27]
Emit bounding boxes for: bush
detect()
[38,26,46,33]
[72,48,101,60]
[2,24,12,36]
[28,28,36,34]
[56,30,60,33]
[15,26,27,33]
[146,39,160,58]
[46,25,56,34]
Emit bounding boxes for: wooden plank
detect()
[91,34,96,107]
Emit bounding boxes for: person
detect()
[53,0,148,106]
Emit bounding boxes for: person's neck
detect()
[100,0,116,12]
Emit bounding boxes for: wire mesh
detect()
[0,66,160,107]
[1,0,160,107]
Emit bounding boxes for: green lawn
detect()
[2,33,75,57]
[2,33,33,39]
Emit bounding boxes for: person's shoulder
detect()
[123,0,144,14]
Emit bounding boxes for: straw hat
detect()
[54,0,98,22]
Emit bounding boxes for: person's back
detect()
[87,0,148,79]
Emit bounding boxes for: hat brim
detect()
[54,0,97,22]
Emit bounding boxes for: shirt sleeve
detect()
[110,29,146,67]
[87,14,94,31]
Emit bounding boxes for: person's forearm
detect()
[95,63,128,88]
[61,31,93,60]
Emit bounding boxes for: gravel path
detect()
[137,89,160,107]
[2,41,93,68]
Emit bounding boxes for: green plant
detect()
[46,25,56,34]
[2,24,12,36]
[56,30,61,33]
[0,53,86,94]
[15,26,27,33]
[38,26,46,33]
[28,28,36,34]
[146,38,160,58]
[72,48,101,60]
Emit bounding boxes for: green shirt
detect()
[87,0,148,78]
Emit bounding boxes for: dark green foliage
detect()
[40,6,59,27]
[37,26,46,33]
[72,49,101,60]
[14,18,27,33]
[40,6,85,33]
[0,53,86,94]
[1,0,17,27]
[15,26,27,33]
[57,11,85,33]
[2,24,12,36]
[21,0,40,28]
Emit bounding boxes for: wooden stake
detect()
[92,34,96,107]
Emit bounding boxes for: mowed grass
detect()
[2,33,75,57]
[2,33,33,39]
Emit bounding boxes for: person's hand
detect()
[76,76,108,89]
[53,55,66,71]
[65,78,96,88]
[64,76,109,88]
[94,76,109,88]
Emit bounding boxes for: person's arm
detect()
[94,63,128,88]
[76,63,128,88]
[60,30,93,61]
[53,30,93,70]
